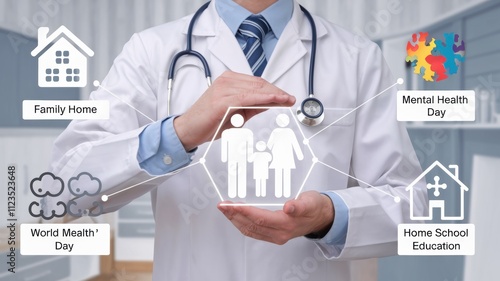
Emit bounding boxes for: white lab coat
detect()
[49,1,427,280]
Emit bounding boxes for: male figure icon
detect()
[221,114,254,198]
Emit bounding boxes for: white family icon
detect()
[221,113,304,199]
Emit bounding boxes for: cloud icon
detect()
[68,172,102,196]
[67,199,103,217]
[30,172,64,197]
[29,200,66,219]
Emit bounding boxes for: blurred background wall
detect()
[0,0,489,99]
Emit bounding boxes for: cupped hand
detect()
[217,191,334,245]
[174,71,296,151]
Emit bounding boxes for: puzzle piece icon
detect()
[426,55,448,81]
[406,32,436,81]
[407,33,420,48]
[453,33,465,53]
[434,33,465,75]
[406,32,466,82]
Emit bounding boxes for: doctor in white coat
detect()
[49,0,428,280]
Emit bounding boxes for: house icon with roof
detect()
[406,161,469,221]
[31,26,94,88]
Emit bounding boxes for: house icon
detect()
[31,26,94,88]
[406,161,469,221]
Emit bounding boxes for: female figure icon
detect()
[267,114,304,198]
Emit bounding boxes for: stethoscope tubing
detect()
[299,5,317,98]
[167,1,320,124]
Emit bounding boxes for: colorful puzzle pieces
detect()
[406,32,465,82]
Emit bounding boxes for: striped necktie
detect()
[238,15,271,77]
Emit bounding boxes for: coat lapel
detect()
[183,1,252,75]
[261,24,307,84]
[262,1,327,84]
[205,1,253,75]
[207,26,252,75]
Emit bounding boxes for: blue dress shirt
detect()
[137,0,348,248]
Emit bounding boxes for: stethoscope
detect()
[167,1,325,126]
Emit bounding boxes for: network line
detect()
[98,78,405,205]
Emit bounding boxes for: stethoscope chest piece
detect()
[296,96,324,126]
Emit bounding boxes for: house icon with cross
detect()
[406,161,469,220]
[31,26,94,88]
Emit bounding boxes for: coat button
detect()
[163,155,173,165]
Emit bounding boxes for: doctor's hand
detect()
[217,191,334,245]
[174,71,296,151]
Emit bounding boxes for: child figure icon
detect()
[249,141,272,197]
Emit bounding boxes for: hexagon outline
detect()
[201,106,317,206]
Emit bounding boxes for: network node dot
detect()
[303,139,309,145]
[101,195,108,202]
[394,196,401,203]
[93,80,100,87]
[312,157,318,163]
[199,158,206,164]
[397,78,404,85]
